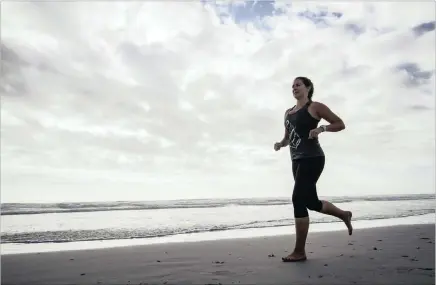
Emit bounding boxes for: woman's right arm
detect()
[279,129,290,147]
[280,108,291,147]
[274,109,290,150]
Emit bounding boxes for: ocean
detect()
[1,194,435,254]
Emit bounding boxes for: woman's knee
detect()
[293,204,308,218]
[306,200,323,212]
[294,181,322,213]
[292,194,309,218]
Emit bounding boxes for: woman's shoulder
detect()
[310,101,329,110]
[310,100,323,106]
[309,101,332,119]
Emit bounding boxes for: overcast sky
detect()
[1,1,435,203]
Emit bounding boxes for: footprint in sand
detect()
[417,268,434,271]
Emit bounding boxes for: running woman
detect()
[274,76,353,262]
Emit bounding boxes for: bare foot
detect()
[343,211,353,235]
[282,251,307,262]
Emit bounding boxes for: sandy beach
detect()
[2,224,435,285]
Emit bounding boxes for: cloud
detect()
[1,1,435,202]
[413,21,435,37]
[396,62,434,87]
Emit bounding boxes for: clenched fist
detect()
[274,142,282,151]
[308,127,323,139]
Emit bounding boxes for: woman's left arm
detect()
[315,102,345,132]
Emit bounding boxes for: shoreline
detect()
[2,224,435,285]
[2,213,434,255]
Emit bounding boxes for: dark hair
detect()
[295,76,314,101]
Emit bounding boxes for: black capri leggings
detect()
[292,156,325,218]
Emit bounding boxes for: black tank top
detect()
[284,101,325,160]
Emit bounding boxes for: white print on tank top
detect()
[285,119,301,149]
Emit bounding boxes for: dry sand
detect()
[2,224,435,285]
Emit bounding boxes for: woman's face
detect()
[292,79,308,100]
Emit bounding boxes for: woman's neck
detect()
[296,98,309,108]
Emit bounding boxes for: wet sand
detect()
[2,224,435,285]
